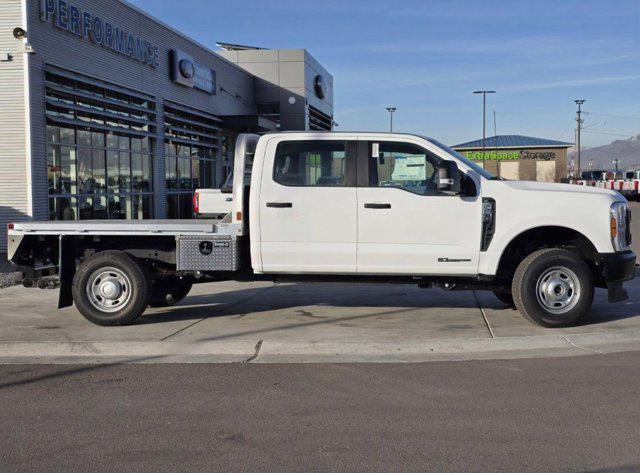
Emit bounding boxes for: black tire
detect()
[72,251,150,326]
[512,248,594,328]
[493,289,515,308]
[148,278,193,307]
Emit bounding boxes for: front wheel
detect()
[72,251,150,326]
[512,248,594,327]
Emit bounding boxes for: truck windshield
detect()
[426,138,497,180]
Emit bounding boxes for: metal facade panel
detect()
[19,0,258,230]
[0,0,28,252]
[221,48,334,131]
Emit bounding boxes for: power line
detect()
[585,112,640,121]
[582,130,634,137]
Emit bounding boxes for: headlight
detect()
[610,202,630,252]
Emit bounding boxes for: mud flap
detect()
[607,281,628,303]
[58,236,75,309]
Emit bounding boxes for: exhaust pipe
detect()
[46,279,60,289]
[37,278,60,290]
[22,278,34,288]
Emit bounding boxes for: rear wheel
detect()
[72,251,150,326]
[148,278,193,307]
[512,248,594,327]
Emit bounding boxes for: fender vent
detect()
[626,207,632,246]
[481,198,496,252]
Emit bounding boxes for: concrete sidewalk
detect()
[1,274,639,363]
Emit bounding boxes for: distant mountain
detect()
[570,134,640,171]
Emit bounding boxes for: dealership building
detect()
[453,135,572,182]
[0,0,333,251]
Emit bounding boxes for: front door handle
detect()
[266,202,293,208]
[364,203,391,209]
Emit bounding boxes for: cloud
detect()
[505,74,640,92]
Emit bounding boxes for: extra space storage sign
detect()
[41,0,160,69]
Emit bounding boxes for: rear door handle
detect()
[266,202,293,208]
[364,203,391,209]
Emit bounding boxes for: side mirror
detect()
[437,161,461,195]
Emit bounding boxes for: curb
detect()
[0,330,639,364]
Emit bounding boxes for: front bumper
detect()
[596,251,636,303]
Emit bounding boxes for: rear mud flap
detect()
[607,281,629,303]
[58,236,75,309]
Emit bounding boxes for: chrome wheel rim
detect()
[536,266,581,314]
[86,267,132,313]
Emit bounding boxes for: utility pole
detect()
[493,110,499,177]
[386,107,396,132]
[493,110,497,138]
[575,99,585,178]
[473,90,496,168]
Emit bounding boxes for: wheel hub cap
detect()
[100,280,122,299]
[86,267,132,313]
[536,266,581,315]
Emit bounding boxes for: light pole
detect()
[386,107,396,132]
[575,99,586,178]
[473,90,496,168]
[613,159,621,174]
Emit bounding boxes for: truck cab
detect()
[8,132,636,328]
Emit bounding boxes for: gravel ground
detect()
[0,255,19,289]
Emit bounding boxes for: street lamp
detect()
[386,107,396,132]
[473,90,496,168]
[575,99,586,178]
[613,158,621,174]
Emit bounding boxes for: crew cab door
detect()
[259,138,358,273]
[356,139,481,275]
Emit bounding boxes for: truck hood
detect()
[498,180,620,197]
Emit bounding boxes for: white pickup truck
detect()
[7,132,636,328]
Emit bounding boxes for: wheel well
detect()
[496,226,598,283]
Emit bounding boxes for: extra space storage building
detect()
[452,135,572,182]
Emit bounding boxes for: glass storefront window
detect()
[77,148,93,193]
[45,70,155,222]
[119,152,131,191]
[106,132,118,149]
[118,135,130,150]
[47,125,60,144]
[131,153,142,192]
[92,131,105,148]
[141,155,151,192]
[77,128,92,146]
[106,151,119,192]
[93,195,108,219]
[163,103,222,218]
[167,194,179,219]
[179,158,190,191]
[60,127,75,145]
[93,150,106,192]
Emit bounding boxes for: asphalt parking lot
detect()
[3,353,640,473]
[0,201,639,363]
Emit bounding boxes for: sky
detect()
[129,0,640,148]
